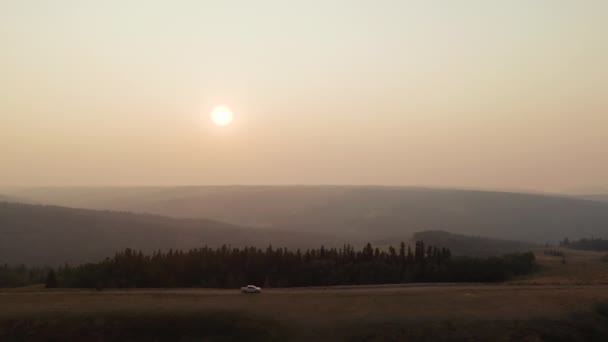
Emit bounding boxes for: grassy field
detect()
[519,247,608,284]
[2,248,608,341]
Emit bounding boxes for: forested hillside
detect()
[0,202,338,266]
[412,231,537,257]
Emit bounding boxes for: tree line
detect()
[51,241,537,289]
[0,264,49,288]
[544,250,565,257]
[560,237,608,251]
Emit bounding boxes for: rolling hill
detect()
[411,231,537,257]
[0,194,33,204]
[0,202,339,266]
[578,194,608,204]
[6,186,608,243]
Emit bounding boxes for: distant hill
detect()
[412,231,537,257]
[7,186,608,243]
[577,194,608,203]
[0,202,339,266]
[0,194,33,204]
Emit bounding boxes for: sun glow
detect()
[210,106,234,126]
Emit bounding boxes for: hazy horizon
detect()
[2,183,606,197]
[2,1,607,192]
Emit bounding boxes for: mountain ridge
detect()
[6,186,608,244]
[0,201,340,266]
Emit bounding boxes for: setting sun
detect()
[210,106,234,126]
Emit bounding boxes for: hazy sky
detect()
[1,1,607,192]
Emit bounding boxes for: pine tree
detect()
[53,240,536,288]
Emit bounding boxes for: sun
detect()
[210,106,234,126]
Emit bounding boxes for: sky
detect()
[1,0,607,192]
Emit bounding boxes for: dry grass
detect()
[2,284,608,341]
[2,249,608,340]
[2,285,608,319]
[515,248,608,285]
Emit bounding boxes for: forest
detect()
[50,241,537,289]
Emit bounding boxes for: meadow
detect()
[2,248,608,341]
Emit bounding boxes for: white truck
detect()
[240,285,262,294]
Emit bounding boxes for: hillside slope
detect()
[411,231,537,257]
[0,202,338,266]
[578,194,608,203]
[8,186,608,243]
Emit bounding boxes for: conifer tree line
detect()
[52,241,537,289]
[560,237,608,251]
[543,249,565,257]
[0,264,49,288]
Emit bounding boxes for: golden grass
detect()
[2,249,608,340]
[2,284,608,341]
[515,248,608,285]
